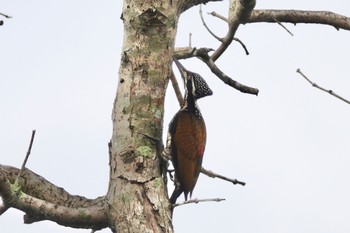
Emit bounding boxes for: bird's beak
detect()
[173,59,187,81]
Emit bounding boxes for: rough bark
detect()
[249,10,350,30]
[106,1,179,232]
[0,166,108,230]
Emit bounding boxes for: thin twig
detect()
[232,38,250,55]
[173,198,225,208]
[297,69,350,105]
[173,47,258,95]
[15,130,36,185]
[170,69,184,106]
[206,11,250,55]
[189,33,192,48]
[201,167,246,186]
[200,5,223,42]
[209,11,228,23]
[274,18,294,36]
[0,12,12,18]
[211,0,256,61]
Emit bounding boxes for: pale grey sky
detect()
[1,1,350,233]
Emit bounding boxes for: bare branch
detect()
[188,33,192,47]
[173,47,197,60]
[232,37,250,55]
[15,130,36,185]
[195,48,259,95]
[249,10,350,31]
[0,165,107,229]
[201,167,246,186]
[10,189,107,229]
[209,11,228,23]
[204,57,258,95]
[173,47,258,95]
[211,0,256,61]
[1,165,105,208]
[274,18,294,36]
[297,69,350,105]
[0,12,12,18]
[209,9,350,60]
[201,6,250,55]
[199,5,223,42]
[170,70,184,106]
[173,198,225,208]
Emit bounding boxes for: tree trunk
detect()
[106,1,178,232]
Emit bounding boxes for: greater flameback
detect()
[169,59,213,204]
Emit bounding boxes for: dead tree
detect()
[1,1,350,232]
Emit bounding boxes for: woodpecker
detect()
[169,59,213,204]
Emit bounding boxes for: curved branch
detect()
[196,48,259,95]
[200,5,250,55]
[210,0,256,61]
[0,165,108,229]
[173,47,259,95]
[209,8,350,61]
[204,56,258,95]
[249,10,350,31]
[199,5,223,42]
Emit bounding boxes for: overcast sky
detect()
[1,1,350,233]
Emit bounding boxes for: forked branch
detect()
[211,0,256,61]
[173,47,259,95]
[208,8,350,63]
[200,5,250,55]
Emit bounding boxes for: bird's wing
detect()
[172,111,206,198]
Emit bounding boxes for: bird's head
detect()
[173,59,213,100]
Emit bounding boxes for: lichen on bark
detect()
[106,1,178,232]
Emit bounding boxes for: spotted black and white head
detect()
[173,59,213,101]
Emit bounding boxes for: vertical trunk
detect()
[107,1,178,232]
